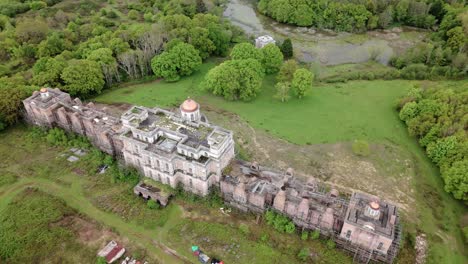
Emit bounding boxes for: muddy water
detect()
[223,0,427,65]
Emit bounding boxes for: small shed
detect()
[255,35,276,48]
[97,240,125,263]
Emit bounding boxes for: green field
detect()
[95,64,468,263]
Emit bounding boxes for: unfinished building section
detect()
[23,88,400,263]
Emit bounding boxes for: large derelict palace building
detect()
[23,88,400,263]
[23,88,235,196]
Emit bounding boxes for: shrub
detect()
[285,222,296,234]
[352,140,370,157]
[401,64,429,80]
[301,231,309,241]
[96,256,107,264]
[297,247,309,261]
[29,1,47,10]
[239,223,250,235]
[310,230,320,240]
[326,239,336,249]
[46,128,68,146]
[128,10,139,20]
[147,200,159,209]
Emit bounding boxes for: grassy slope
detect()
[94,64,468,263]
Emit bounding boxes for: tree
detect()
[15,18,48,44]
[189,27,216,59]
[32,57,67,87]
[277,59,298,83]
[395,0,409,22]
[196,0,207,13]
[399,101,419,122]
[151,43,202,82]
[291,69,313,98]
[204,59,264,101]
[230,42,263,61]
[274,82,291,102]
[0,86,27,130]
[442,159,468,201]
[61,60,105,96]
[87,48,120,86]
[280,38,293,59]
[426,136,458,166]
[261,44,283,73]
[446,27,466,52]
[37,32,69,58]
[378,7,393,28]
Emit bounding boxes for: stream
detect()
[223,0,427,65]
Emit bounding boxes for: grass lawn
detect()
[94,64,468,263]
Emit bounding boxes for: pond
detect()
[223,0,427,65]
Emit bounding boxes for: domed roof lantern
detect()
[180,97,199,113]
[180,97,201,122]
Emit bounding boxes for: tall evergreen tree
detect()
[280,38,293,59]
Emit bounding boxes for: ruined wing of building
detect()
[23,88,401,263]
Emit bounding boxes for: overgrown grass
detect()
[0,188,95,263]
[0,126,355,264]
[93,66,468,263]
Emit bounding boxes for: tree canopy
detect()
[261,43,283,74]
[61,60,105,96]
[398,86,468,201]
[291,68,313,98]
[230,42,263,61]
[151,42,202,82]
[204,59,264,101]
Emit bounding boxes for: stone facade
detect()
[24,88,400,263]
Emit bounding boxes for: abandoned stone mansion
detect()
[23,88,401,263]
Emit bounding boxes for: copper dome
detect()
[369,201,380,210]
[180,98,198,112]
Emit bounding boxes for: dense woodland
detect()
[398,85,468,201]
[0,0,247,130]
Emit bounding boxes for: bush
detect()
[297,247,309,261]
[310,230,320,240]
[147,199,159,209]
[352,140,370,157]
[326,239,336,249]
[96,256,107,264]
[239,223,250,235]
[401,64,429,80]
[301,231,309,241]
[46,128,68,146]
[264,210,296,233]
[29,1,47,10]
[128,10,139,20]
